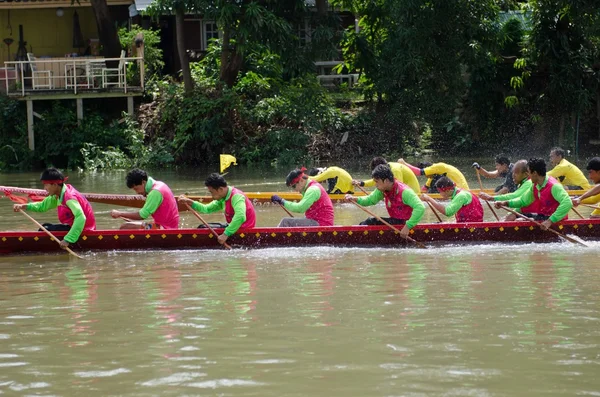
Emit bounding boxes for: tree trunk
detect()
[597,91,600,138]
[175,7,194,94]
[219,24,243,88]
[89,0,121,60]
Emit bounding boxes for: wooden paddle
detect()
[355,184,369,195]
[581,203,600,211]
[425,200,443,223]
[499,205,588,247]
[348,200,426,249]
[476,169,500,221]
[184,203,231,250]
[278,203,294,217]
[17,208,84,259]
[571,207,585,219]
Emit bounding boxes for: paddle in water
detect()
[499,206,588,247]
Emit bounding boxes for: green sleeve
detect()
[507,187,535,209]
[362,179,376,188]
[284,186,321,213]
[192,198,225,214]
[224,194,247,236]
[549,184,572,223]
[26,195,59,212]
[494,181,529,201]
[138,189,164,219]
[402,189,425,229]
[63,199,85,243]
[356,189,384,206]
[444,190,472,217]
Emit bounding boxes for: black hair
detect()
[417,162,432,169]
[126,168,148,188]
[527,158,547,176]
[307,168,321,177]
[371,164,394,182]
[286,169,308,187]
[586,157,600,171]
[495,155,510,166]
[369,157,387,170]
[40,168,65,185]
[513,159,528,174]
[205,173,228,189]
[551,147,565,158]
[435,176,455,189]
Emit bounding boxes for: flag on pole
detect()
[220,154,237,173]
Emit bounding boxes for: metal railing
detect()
[1,56,144,97]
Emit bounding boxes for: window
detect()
[203,21,220,50]
[297,18,311,47]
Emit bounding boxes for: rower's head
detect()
[417,162,432,169]
[40,168,65,196]
[286,167,308,193]
[586,157,600,184]
[527,158,547,184]
[435,176,455,199]
[549,147,565,166]
[369,157,387,170]
[495,155,510,173]
[307,167,325,176]
[126,168,149,196]
[512,159,528,184]
[372,164,394,192]
[204,173,229,200]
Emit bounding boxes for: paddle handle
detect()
[278,203,294,217]
[18,209,84,259]
[184,203,231,250]
[571,207,585,219]
[499,205,587,246]
[581,203,600,211]
[425,201,444,222]
[349,200,426,249]
[476,169,499,221]
[355,184,369,195]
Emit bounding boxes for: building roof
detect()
[0,0,132,9]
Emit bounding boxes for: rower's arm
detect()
[494,182,529,201]
[506,187,534,209]
[356,189,383,206]
[402,189,425,229]
[224,194,247,236]
[577,184,600,202]
[479,168,499,178]
[443,190,471,217]
[26,195,59,212]
[549,184,572,223]
[192,198,224,214]
[64,199,86,243]
[284,186,320,213]
[139,190,164,219]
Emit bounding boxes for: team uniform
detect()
[279,180,334,227]
[363,162,421,193]
[443,188,483,222]
[547,159,591,190]
[138,177,179,229]
[495,163,517,192]
[356,180,425,227]
[309,166,354,194]
[192,186,256,236]
[504,176,572,222]
[422,163,470,191]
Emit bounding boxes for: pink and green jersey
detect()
[192,186,256,236]
[506,176,572,223]
[139,177,179,229]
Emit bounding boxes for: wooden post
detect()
[76,98,83,125]
[127,96,134,116]
[26,100,34,150]
[135,32,144,89]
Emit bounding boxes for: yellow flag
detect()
[220,154,237,173]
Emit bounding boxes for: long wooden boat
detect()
[0,185,589,210]
[1,218,598,255]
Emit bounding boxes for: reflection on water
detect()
[1,245,600,396]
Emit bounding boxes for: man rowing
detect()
[397,158,470,192]
[421,176,483,222]
[571,157,600,217]
[353,157,420,193]
[111,168,179,229]
[308,166,354,194]
[178,173,256,245]
[472,155,517,194]
[494,158,572,230]
[479,159,535,221]
[345,164,424,238]
[12,168,95,248]
[271,167,334,227]
[548,147,591,190]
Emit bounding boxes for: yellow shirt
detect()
[308,166,353,193]
[424,163,469,190]
[547,158,591,189]
[363,162,421,193]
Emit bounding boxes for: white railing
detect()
[1,56,144,97]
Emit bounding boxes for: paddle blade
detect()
[5,192,28,204]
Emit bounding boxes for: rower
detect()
[111,168,179,229]
[12,168,96,249]
[572,157,600,217]
[398,158,469,192]
[308,166,354,194]
[271,167,334,227]
[178,173,256,246]
[548,147,591,190]
[495,158,572,230]
[353,157,420,193]
[472,155,517,194]
[479,159,534,221]
[345,164,424,238]
[421,176,483,222]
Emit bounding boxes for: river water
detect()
[1,167,600,396]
